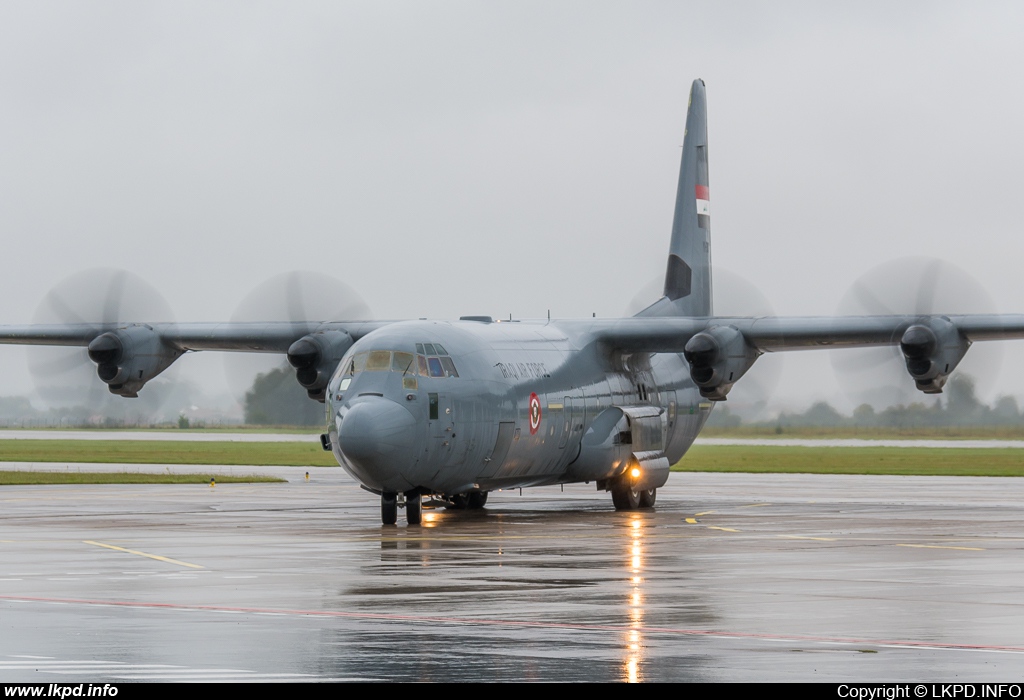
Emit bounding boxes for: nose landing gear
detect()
[380,491,422,525]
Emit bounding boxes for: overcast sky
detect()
[3,1,1024,413]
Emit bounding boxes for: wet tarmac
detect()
[2,469,1024,682]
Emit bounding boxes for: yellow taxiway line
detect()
[83,540,205,569]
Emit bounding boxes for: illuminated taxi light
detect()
[630,467,641,479]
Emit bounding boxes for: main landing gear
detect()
[381,490,423,525]
[610,483,657,511]
[444,491,489,510]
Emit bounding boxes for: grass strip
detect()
[0,440,337,466]
[700,425,1024,440]
[675,445,1024,477]
[0,471,285,485]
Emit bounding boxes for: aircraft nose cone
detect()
[337,399,417,479]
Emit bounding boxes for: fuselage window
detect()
[427,357,445,377]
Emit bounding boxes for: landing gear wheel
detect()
[447,493,470,510]
[406,491,422,525]
[381,492,397,525]
[638,488,657,508]
[611,484,641,511]
[467,491,488,509]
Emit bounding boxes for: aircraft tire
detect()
[611,485,641,511]
[381,493,398,525]
[639,488,657,508]
[406,491,422,525]
[446,493,470,510]
[467,491,488,509]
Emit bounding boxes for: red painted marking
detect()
[528,392,542,435]
[694,185,710,200]
[2,594,1022,653]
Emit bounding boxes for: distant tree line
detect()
[708,375,1022,429]
[0,366,324,428]
[243,367,324,425]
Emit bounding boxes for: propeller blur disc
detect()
[831,257,1001,409]
[625,268,783,420]
[224,271,372,403]
[29,268,176,410]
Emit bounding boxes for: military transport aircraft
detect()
[3,79,1024,525]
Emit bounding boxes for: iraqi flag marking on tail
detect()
[695,185,710,228]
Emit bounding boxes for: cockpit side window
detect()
[352,353,367,374]
[413,343,459,379]
[439,356,459,378]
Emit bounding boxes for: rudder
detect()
[638,79,712,318]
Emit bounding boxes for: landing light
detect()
[630,467,641,479]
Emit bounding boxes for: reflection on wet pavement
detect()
[1,471,1024,681]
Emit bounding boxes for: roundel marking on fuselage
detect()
[529,392,542,435]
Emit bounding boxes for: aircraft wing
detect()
[740,314,1024,350]
[591,314,1024,399]
[0,320,389,399]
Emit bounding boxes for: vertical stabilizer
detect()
[639,79,712,318]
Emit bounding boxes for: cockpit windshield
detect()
[332,346,460,395]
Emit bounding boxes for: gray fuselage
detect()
[326,319,710,496]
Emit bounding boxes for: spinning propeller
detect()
[224,271,372,402]
[625,267,783,418]
[830,257,1001,408]
[29,268,177,410]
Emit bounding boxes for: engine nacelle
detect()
[86,325,182,398]
[899,318,969,394]
[287,330,355,402]
[683,325,759,401]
